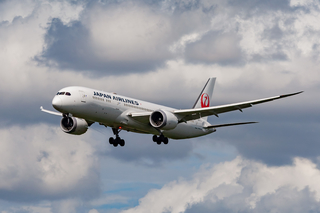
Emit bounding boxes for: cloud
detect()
[0,0,86,126]
[228,0,293,13]
[185,31,242,65]
[0,124,100,202]
[39,0,246,75]
[98,132,195,167]
[122,157,320,213]
[234,0,320,63]
[51,199,83,213]
[39,1,175,75]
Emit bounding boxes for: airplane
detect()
[41,78,302,147]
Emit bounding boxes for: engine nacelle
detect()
[149,110,178,130]
[60,117,88,135]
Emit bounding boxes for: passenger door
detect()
[79,90,87,103]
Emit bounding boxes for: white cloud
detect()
[185,32,242,64]
[1,0,315,107]
[51,199,82,213]
[236,1,320,61]
[169,32,203,54]
[0,0,83,24]
[90,194,128,206]
[21,204,52,213]
[0,0,85,101]
[0,0,36,23]
[88,209,100,213]
[83,2,173,63]
[1,0,319,100]
[290,0,317,7]
[0,124,99,201]
[122,157,320,213]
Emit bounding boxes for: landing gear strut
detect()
[152,134,169,145]
[109,128,125,147]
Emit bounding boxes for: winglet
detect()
[280,91,304,98]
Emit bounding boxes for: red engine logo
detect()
[201,93,210,108]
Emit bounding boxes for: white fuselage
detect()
[52,86,215,139]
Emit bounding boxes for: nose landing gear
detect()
[109,128,125,147]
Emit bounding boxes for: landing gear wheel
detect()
[109,137,114,145]
[163,137,168,144]
[156,139,161,145]
[152,134,169,145]
[153,135,158,142]
[109,128,125,147]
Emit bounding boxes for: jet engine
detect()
[149,110,178,130]
[60,116,88,135]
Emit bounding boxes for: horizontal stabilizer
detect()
[204,121,258,129]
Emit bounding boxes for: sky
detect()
[0,0,319,212]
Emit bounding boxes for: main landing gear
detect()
[108,128,169,147]
[109,128,125,147]
[153,134,169,145]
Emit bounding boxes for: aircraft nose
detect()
[52,96,62,110]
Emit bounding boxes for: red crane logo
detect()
[201,93,210,108]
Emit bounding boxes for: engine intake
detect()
[60,117,88,135]
[149,110,178,130]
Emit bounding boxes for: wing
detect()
[40,106,63,116]
[128,91,303,123]
[173,91,303,122]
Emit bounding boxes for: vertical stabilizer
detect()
[192,78,216,118]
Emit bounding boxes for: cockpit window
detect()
[56,91,71,96]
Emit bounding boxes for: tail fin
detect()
[192,78,216,120]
